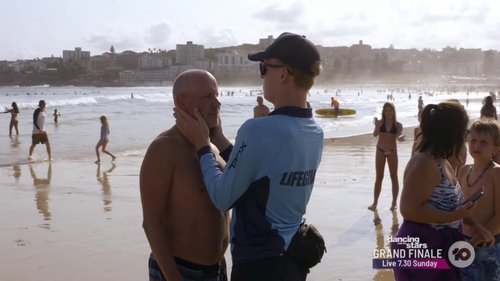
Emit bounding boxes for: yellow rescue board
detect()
[315,108,356,117]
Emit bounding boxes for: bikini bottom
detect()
[378,147,394,158]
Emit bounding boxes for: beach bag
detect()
[285,223,327,268]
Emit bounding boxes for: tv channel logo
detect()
[447,241,475,268]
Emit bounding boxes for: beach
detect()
[0,85,485,281]
[0,130,417,281]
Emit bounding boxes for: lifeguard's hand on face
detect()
[174,107,210,150]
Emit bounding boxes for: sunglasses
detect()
[259,62,289,76]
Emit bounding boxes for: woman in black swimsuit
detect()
[369,102,403,211]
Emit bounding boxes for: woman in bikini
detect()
[3,102,20,136]
[393,102,492,281]
[369,102,402,211]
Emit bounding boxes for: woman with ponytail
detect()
[393,102,492,281]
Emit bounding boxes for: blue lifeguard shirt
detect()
[198,106,324,263]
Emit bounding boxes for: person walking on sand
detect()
[2,101,19,136]
[175,32,325,281]
[53,109,60,124]
[95,116,116,164]
[369,102,403,211]
[29,100,51,160]
[140,70,229,281]
[393,102,492,281]
[253,96,270,118]
[458,119,500,281]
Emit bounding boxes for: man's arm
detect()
[33,108,41,131]
[140,138,182,281]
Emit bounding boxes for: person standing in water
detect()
[331,97,340,117]
[3,101,19,136]
[95,115,116,164]
[29,100,51,160]
[53,109,60,124]
[369,102,403,211]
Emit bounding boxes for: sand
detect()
[0,127,424,281]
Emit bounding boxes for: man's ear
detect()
[280,68,291,83]
[174,94,185,108]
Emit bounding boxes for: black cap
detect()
[248,32,320,76]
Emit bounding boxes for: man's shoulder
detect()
[152,129,197,155]
[143,130,192,167]
[150,130,183,149]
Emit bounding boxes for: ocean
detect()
[0,85,485,165]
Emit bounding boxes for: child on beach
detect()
[458,119,500,281]
[95,115,116,164]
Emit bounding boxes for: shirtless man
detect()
[140,69,229,281]
[253,96,270,117]
[331,97,340,117]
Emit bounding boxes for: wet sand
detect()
[0,128,421,281]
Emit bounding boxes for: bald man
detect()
[140,69,229,281]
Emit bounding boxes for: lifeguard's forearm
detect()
[198,134,261,211]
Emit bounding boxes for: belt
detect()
[174,256,224,279]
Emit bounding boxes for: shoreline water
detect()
[0,84,488,166]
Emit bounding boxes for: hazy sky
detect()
[2,0,500,60]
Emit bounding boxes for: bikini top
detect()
[428,160,464,229]
[380,122,397,134]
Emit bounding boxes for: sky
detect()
[1,0,500,60]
